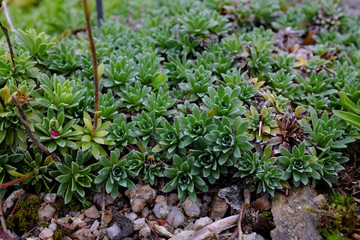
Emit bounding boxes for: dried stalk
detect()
[12,96,50,155]
[0,20,14,66]
[82,0,99,131]
[0,172,34,189]
[2,1,14,31]
[0,198,7,233]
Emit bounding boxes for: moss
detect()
[262,210,272,218]
[6,197,41,233]
[53,227,72,240]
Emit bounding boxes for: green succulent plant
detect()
[163,154,208,202]
[103,55,137,89]
[107,114,136,151]
[15,28,55,62]
[247,38,274,76]
[33,108,80,155]
[143,87,177,116]
[50,150,99,204]
[0,49,39,85]
[333,91,360,130]
[72,112,114,158]
[34,74,84,111]
[267,70,301,100]
[245,106,279,142]
[203,85,246,119]
[136,52,163,85]
[133,111,159,144]
[96,91,121,120]
[234,152,264,180]
[48,41,81,75]
[118,81,151,112]
[0,152,24,197]
[126,150,164,185]
[279,142,322,187]
[255,161,283,196]
[180,66,216,101]
[204,117,253,165]
[94,149,136,199]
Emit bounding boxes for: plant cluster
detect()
[0,0,358,210]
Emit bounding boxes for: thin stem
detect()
[82,0,99,131]
[0,172,35,189]
[2,1,14,32]
[0,21,14,66]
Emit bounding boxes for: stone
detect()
[168,193,179,206]
[84,206,100,219]
[181,197,201,218]
[152,222,174,238]
[155,195,167,204]
[94,193,116,207]
[166,207,185,228]
[90,220,100,232]
[38,204,56,222]
[153,201,170,219]
[43,193,57,203]
[107,224,121,239]
[133,218,146,231]
[209,195,229,220]
[139,225,151,238]
[169,230,195,240]
[39,228,53,240]
[313,194,326,207]
[129,184,157,213]
[243,232,265,240]
[125,212,138,221]
[194,217,213,231]
[71,217,86,228]
[271,186,322,240]
[115,215,133,238]
[173,228,182,235]
[141,207,150,218]
[56,215,70,224]
[48,223,57,232]
[75,229,94,240]
[104,210,113,227]
[3,189,25,215]
[253,196,271,212]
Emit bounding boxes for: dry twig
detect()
[52,219,76,231]
[0,20,14,65]
[145,218,159,239]
[0,198,7,233]
[2,1,14,31]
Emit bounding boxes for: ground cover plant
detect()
[0,0,359,239]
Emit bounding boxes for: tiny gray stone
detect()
[155,195,167,204]
[168,193,179,206]
[139,225,151,238]
[38,205,56,222]
[90,220,100,232]
[243,232,265,240]
[75,228,94,240]
[166,207,185,228]
[181,197,200,218]
[44,193,57,203]
[141,207,150,218]
[125,212,138,221]
[313,194,326,207]
[194,217,213,230]
[133,218,146,231]
[39,228,53,240]
[48,223,57,232]
[107,224,121,239]
[153,202,170,219]
[129,184,157,213]
[84,206,100,219]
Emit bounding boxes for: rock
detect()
[218,185,243,211]
[152,222,174,238]
[173,228,182,235]
[271,186,322,240]
[115,215,133,238]
[139,225,151,238]
[38,204,56,222]
[168,193,179,206]
[90,220,100,232]
[3,189,25,215]
[181,197,201,218]
[125,212,138,221]
[194,217,213,231]
[166,207,185,228]
[153,201,170,219]
[94,193,116,207]
[133,218,146,231]
[56,215,70,224]
[39,228,53,240]
[75,229,94,240]
[243,232,265,240]
[253,196,271,212]
[169,230,195,240]
[155,195,167,204]
[104,210,113,227]
[141,207,150,218]
[84,206,100,219]
[48,223,57,232]
[71,217,86,228]
[43,193,57,203]
[107,224,121,239]
[209,195,229,220]
[129,184,157,213]
[313,194,326,207]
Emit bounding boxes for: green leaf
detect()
[333,110,360,128]
[153,73,168,89]
[48,142,57,153]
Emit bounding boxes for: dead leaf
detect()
[302,30,316,45]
